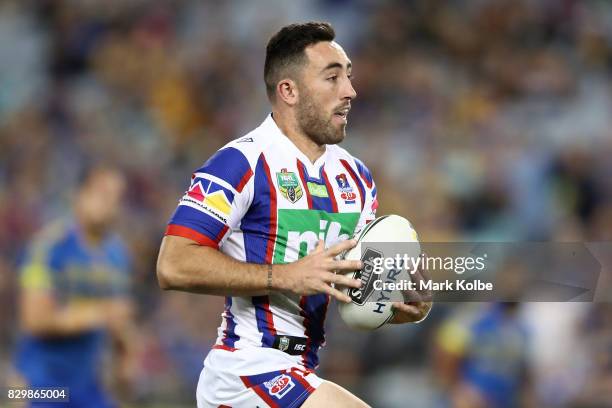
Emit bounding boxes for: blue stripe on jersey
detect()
[242,154,277,348]
[296,161,334,213]
[354,158,373,188]
[341,159,366,210]
[197,147,251,191]
[241,154,275,264]
[241,369,314,406]
[168,205,226,242]
[253,296,276,348]
[222,297,239,348]
[301,294,329,369]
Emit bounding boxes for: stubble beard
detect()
[295,89,346,146]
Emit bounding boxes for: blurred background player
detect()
[12,165,136,408]
[434,303,531,408]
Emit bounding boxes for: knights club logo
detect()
[335,173,356,204]
[276,168,303,204]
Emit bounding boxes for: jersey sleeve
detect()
[165,146,254,249]
[353,158,378,237]
[19,239,63,291]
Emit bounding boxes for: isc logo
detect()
[294,344,306,351]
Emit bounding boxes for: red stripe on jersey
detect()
[296,160,313,209]
[263,296,277,337]
[340,159,366,211]
[240,376,252,388]
[286,368,315,393]
[165,224,219,248]
[321,166,338,213]
[358,165,373,188]
[211,344,237,352]
[215,225,230,243]
[236,168,253,193]
[240,376,280,408]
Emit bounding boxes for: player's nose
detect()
[341,78,357,100]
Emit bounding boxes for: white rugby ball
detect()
[338,215,420,330]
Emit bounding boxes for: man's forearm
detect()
[21,295,108,336]
[157,235,281,296]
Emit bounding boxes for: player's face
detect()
[78,170,126,234]
[296,41,356,145]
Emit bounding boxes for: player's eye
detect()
[327,75,338,82]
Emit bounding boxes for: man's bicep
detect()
[157,235,197,269]
[18,245,59,328]
[159,234,201,258]
[157,235,220,289]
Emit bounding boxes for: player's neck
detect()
[271,111,325,164]
[74,209,106,247]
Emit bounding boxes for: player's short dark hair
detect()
[264,22,335,100]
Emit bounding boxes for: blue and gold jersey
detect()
[437,304,529,408]
[14,218,131,406]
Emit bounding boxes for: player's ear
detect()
[277,78,298,106]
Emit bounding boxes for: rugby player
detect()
[157,22,431,407]
[14,165,136,408]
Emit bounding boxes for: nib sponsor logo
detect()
[285,220,349,262]
[273,209,360,264]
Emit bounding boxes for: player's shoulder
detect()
[23,218,74,266]
[29,219,72,251]
[328,144,375,186]
[220,131,264,167]
[199,118,277,172]
[191,118,280,195]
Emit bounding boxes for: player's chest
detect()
[55,254,127,298]
[263,160,362,214]
[257,160,363,262]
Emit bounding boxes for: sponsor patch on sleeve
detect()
[180,175,235,224]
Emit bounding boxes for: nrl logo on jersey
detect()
[278,336,290,352]
[276,168,303,204]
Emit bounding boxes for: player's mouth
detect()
[333,106,350,124]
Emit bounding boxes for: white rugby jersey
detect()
[166,114,377,369]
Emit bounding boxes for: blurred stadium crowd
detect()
[1,0,612,406]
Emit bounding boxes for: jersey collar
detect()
[260,113,329,172]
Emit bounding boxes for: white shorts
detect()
[196,346,324,408]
